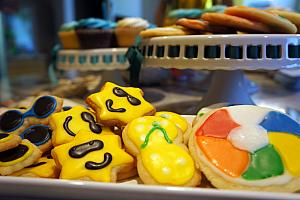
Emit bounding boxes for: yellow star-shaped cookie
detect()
[52,130,134,182]
[50,105,114,146]
[86,82,155,127]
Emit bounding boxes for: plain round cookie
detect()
[176,18,236,34]
[225,6,297,34]
[140,26,195,38]
[201,13,272,33]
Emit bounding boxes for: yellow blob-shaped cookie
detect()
[50,105,113,146]
[52,131,134,182]
[10,156,59,178]
[155,111,188,133]
[86,82,155,127]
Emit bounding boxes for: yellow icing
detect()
[127,116,195,185]
[269,132,300,176]
[127,116,179,148]
[50,105,113,146]
[87,82,155,124]
[0,140,34,167]
[0,134,14,143]
[155,111,188,133]
[10,157,58,178]
[52,130,134,182]
[141,145,194,185]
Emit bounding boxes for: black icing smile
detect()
[85,152,112,170]
[0,144,29,162]
[63,116,76,136]
[81,112,102,134]
[106,99,126,113]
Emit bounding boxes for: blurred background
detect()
[0,0,300,119]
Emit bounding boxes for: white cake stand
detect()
[57,48,128,86]
[141,34,300,108]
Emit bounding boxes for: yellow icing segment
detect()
[50,105,106,146]
[269,132,300,176]
[141,144,195,185]
[0,140,33,167]
[0,134,14,143]
[52,131,134,182]
[10,157,58,178]
[127,116,179,148]
[87,82,155,124]
[155,111,188,133]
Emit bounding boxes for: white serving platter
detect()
[0,115,299,200]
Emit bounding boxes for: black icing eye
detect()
[113,87,127,97]
[33,96,56,117]
[69,140,104,158]
[127,96,141,105]
[81,112,94,122]
[0,110,23,132]
[62,106,72,111]
[21,125,52,146]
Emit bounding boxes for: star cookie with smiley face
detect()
[50,105,114,147]
[86,82,156,127]
[51,130,135,182]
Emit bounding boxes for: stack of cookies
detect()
[1,82,300,193]
[140,6,300,37]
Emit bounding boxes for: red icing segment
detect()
[195,109,240,138]
[196,136,249,177]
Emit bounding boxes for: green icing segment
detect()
[242,144,284,180]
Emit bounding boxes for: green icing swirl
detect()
[140,121,172,149]
[242,144,284,180]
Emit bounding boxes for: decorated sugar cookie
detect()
[0,133,22,152]
[52,130,134,182]
[10,156,59,178]
[155,111,192,144]
[189,105,300,192]
[50,105,114,146]
[0,140,42,175]
[0,95,63,135]
[86,82,155,127]
[122,116,201,186]
[19,125,52,153]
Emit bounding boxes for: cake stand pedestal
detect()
[57,48,129,88]
[140,34,300,109]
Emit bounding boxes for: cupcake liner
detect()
[115,27,145,47]
[58,30,80,49]
[76,29,113,49]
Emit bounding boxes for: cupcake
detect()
[76,18,116,49]
[58,21,80,49]
[115,17,150,47]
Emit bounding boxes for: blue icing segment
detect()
[260,111,300,136]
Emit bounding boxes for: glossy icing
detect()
[52,131,133,182]
[50,106,113,146]
[0,140,33,167]
[269,132,300,176]
[11,157,58,178]
[260,111,300,136]
[86,82,155,125]
[0,133,13,143]
[228,125,269,152]
[155,111,188,133]
[242,145,284,180]
[20,125,52,146]
[127,116,195,185]
[195,109,240,138]
[196,135,249,177]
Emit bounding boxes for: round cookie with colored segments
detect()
[189,105,300,192]
[52,130,134,182]
[176,18,236,34]
[19,125,52,153]
[0,133,22,152]
[122,116,201,186]
[50,105,113,147]
[225,6,297,34]
[201,13,272,33]
[10,156,59,178]
[140,26,195,38]
[0,95,63,136]
[86,82,156,127]
[268,9,300,33]
[155,111,192,144]
[0,139,42,175]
